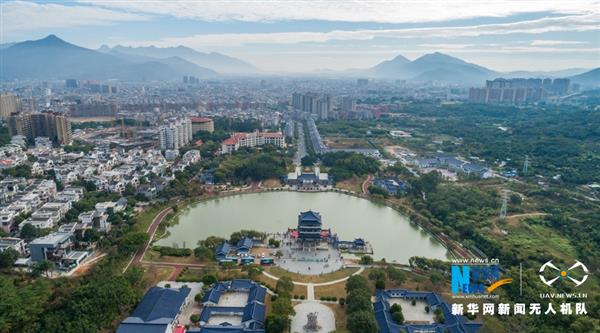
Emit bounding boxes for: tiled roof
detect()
[117,286,190,333]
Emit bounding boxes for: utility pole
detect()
[522,155,530,175]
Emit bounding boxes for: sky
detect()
[1,0,599,73]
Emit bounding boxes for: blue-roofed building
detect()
[236,237,254,254]
[215,242,232,259]
[197,280,266,333]
[117,286,191,333]
[297,210,322,242]
[374,289,482,333]
[372,178,406,196]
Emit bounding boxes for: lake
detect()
[156,191,449,263]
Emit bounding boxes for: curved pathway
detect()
[123,206,173,273]
[262,266,365,301]
[362,174,374,194]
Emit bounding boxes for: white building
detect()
[221,131,285,154]
[159,118,192,150]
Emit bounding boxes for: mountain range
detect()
[0,35,252,81]
[361,52,497,84]
[98,45,258,74]
[0,35,598,88]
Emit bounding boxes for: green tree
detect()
[392,311,404,324]
[368,269,386,281]
[117,232,148,255]
[434,307,445,323]
[375,278,386,290]
[265,314,290,333]
[276,276,294,296]
[347,311,378,333]
[360,255,374,265]
[346,289,373,314]
[346,275,369,293]
[33,260,54,277]
[0,248,18,268]
[272,296,295,317]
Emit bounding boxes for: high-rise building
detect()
[341,96,356,113]
[159,118,192,150]
[65,79,78,88]
[291,93,332,119]
[7,111,71,145]
[0,93,21,119]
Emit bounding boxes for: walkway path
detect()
[362,174,374,194]
[123,206,173,273]
[262,266,365,294]
[306,283,315,301]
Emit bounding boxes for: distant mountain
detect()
[505,68,590,78]
[0,35,217,81]
[364,52,497,84]
[101,49,217,78]
[569,68,600,88]
[368,55,411,76]
[99,45,259,74]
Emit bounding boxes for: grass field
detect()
[266,266,359,284]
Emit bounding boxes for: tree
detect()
[346,289,373,314]
[347,311,378,333]
[392,311,405,324]
[276,276,294,296]
[434,307,445,323]
[243,264,263,278]
[272,296,295,317]
[375,278,386,290]
[346,275,369,293]
[33,260,54,277]
[0,248,18,268]
[387,267,407,284]
[194,245,213,260]
[368,269,386,281]
[202,274,218,285]
[360,255,374,265]
[20,223,42,241]
[390,303,402,313]
[265,314,289,333]
[190,314,199,324]
[117,232,148,255]
[301,155,317,167]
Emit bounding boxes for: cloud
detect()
[530,39,588,46]
[0,1,150,38]
[121,13,600,47]
[81,0,598,24]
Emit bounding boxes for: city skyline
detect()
[1,0,599,73]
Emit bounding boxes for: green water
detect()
[156,191,449,263]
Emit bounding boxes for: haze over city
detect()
[2,0,599,72]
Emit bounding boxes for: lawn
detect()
[265,266,359,284]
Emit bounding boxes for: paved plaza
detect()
[276,237,343,275]
[291,302,335,333]
[389,298,435,323]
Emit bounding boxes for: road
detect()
[362,174,374,194]
[294,121,306,166]
[123,206,173,273]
